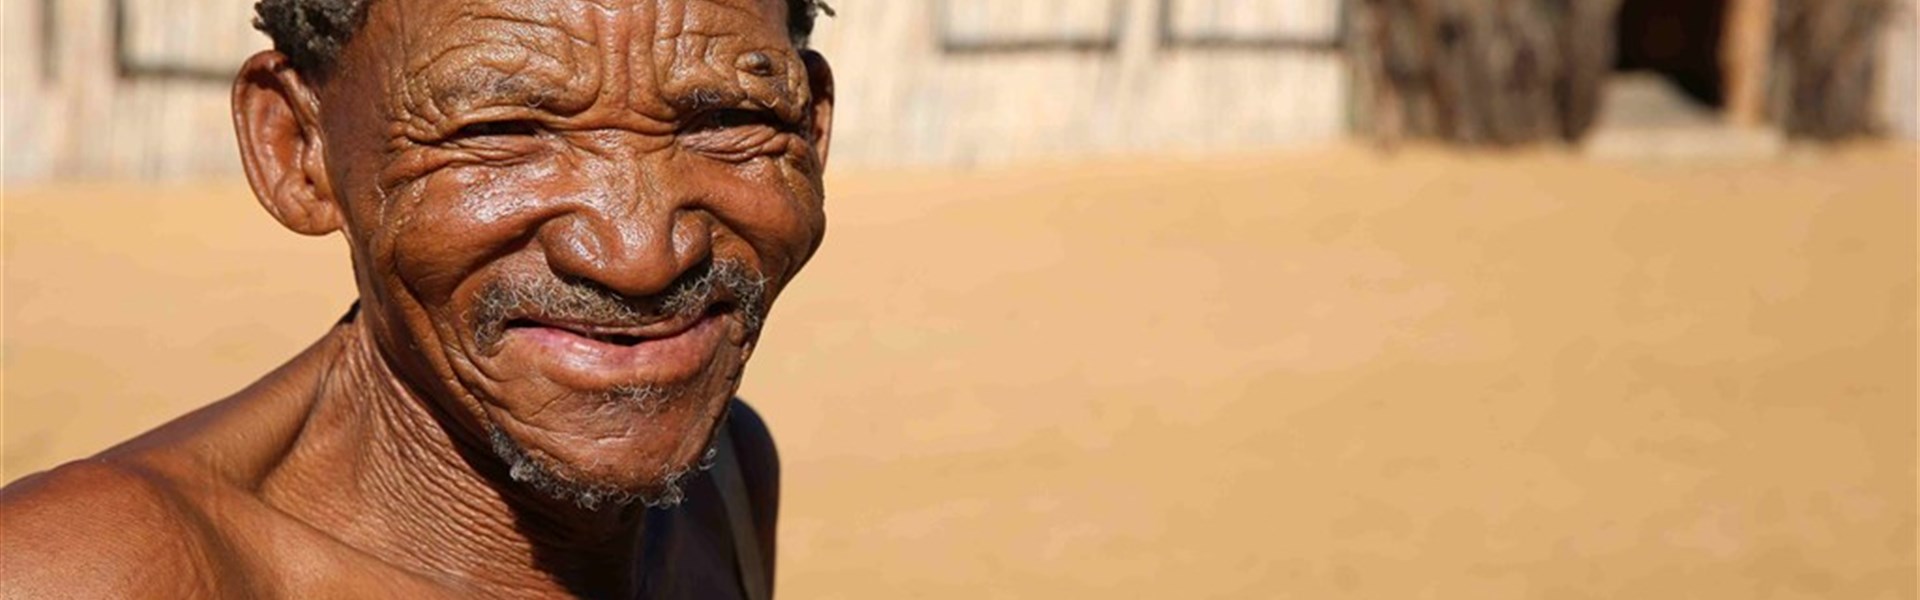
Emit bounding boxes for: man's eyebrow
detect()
[428,73,558,110]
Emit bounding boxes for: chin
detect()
[483,396,730,510]
[435,328,751,509]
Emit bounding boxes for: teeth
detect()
[579,330,644,346]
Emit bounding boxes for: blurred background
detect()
[3,1,1915,597]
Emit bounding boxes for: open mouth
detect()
[502,301,734,348]
[482,299,737,390]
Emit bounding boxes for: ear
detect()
[233,51,342,236]
[799,49,835,169]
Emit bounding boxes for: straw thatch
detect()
[1349,0,1623,146]
[1773,0,1898,139]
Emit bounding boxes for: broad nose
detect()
[537,173,713,298]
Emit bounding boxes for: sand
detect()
[4,144,1914,598]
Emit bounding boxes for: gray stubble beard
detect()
[471,258,769,351]
[467,258,768,511]
[486,419,723,512]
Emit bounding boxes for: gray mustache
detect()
[472,259,768,348]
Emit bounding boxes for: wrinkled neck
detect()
[262,318,649,598]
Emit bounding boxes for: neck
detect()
[262,320,650,598]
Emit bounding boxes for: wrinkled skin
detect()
[334,0,829,507]
[0,0,832,597]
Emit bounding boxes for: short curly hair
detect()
[255,0,832,77]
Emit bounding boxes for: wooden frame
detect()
[111,0,234,82]
[1154,0,1343,52]
[934,0,1128,54]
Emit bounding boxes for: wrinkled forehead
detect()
[362,0,795,111]
[383,0,792,51]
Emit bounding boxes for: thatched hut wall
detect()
[4,0,1351,183]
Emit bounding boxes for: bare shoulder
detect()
[0,458,237,598]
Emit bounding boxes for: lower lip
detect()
[496,313,730,388]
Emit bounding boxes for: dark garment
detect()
[639,403,772,600]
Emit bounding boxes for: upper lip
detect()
[511,304,724,343]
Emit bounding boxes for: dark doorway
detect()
[1615,0,1728,107]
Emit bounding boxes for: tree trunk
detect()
[1773,0,1895,139]
[1351,0,1622,146]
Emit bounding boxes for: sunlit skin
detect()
[0,0,833,597]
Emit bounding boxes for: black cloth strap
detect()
[714,424,771,600]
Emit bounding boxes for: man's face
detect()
[311,0,827,503]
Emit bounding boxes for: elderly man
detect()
[0,0,833,597]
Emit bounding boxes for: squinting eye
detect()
[692,109,784,132]
[452,119,542,139]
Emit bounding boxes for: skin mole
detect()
[737,51,776,75]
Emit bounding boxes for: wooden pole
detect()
[1774,0,1894,139]
[1723,0,1775,126]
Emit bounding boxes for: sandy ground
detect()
[3,145,1914,598]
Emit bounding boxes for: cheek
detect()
[702,157,827,282]
[386,161,573,308]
